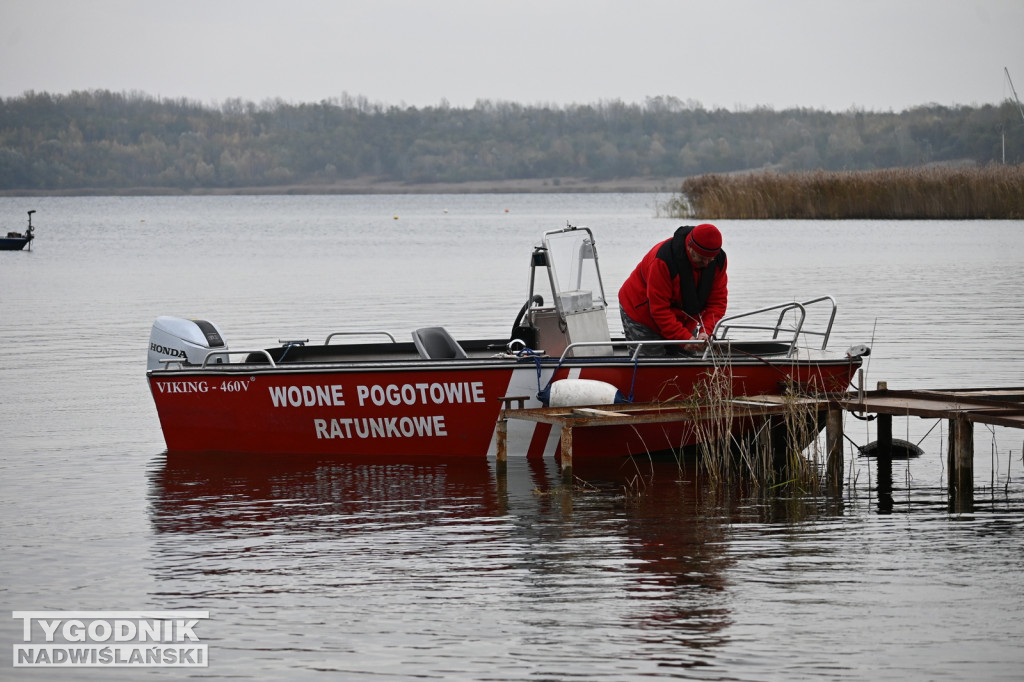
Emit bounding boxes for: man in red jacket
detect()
[618,223,728,356]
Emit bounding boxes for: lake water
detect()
[1,193,1023,680]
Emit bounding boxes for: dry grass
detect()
[667,165,1024,219]
[682,358,825,493]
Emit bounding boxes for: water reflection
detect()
[146,454,760,674]
[145,450,1024,678]
[149,452,502,535]
[141,442,1020,678]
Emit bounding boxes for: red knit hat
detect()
[686,223,722,258]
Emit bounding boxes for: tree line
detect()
[1,90,1023,191]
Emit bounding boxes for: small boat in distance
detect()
[0,210,36,251]
[147,224,870,461]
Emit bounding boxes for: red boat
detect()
[147,225,868,460]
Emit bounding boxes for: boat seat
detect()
[411,326,469,360]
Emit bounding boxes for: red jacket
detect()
[618,226,728,341]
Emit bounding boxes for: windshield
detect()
[542,227,606,309]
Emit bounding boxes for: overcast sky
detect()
[3,0,1023,113]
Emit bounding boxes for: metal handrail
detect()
[713,302,804,341]
[201,349,277,368]
[555,297,839,363]
[556,339,626,362]
[715,302,806,358]
[324,330,397,344]
[623,339,705,362]
[794,295,837,349]
[556,339,700,363]
[711,296,837,357]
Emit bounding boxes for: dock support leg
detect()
[873,414,893,513]
[768,416,788,476]
[825,407,844,492]
[496,413,508,475]
[559,424,574,484]
[877,413,892,458]
[948,414,974,512]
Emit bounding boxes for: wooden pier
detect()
[496,386,1024,506]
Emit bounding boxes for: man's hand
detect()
[678,332,709,354]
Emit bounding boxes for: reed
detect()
[666,165,1024,219]
[682,356,824,493]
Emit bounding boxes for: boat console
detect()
[511,225,613,357]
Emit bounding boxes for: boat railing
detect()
[201,349,277,368]
[324,330,398,344]
[709,296,837,358]
[554,296,838,362]
[155,348,279,370]
[556,339,631,362]
[557,339,714,363]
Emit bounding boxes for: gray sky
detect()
[3,0,1023,112]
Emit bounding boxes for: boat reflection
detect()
[148,452,505,535]
[148,451,844,551]
[146,452,850,667]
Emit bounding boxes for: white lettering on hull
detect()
[155,381,209,394]
[268,381,485,409]
[156,379,254,394]
[268,384,346,407]
[355,381,485,406]
[313,415,448,440]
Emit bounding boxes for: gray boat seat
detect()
[411,326,469,360]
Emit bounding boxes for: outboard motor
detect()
[148,316,227,370]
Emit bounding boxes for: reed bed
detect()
[667,165,1024,219]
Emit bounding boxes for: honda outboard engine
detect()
[147,316,228,371]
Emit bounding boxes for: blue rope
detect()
[519,349,567,406]
[516,346,643,406]
[278,340,305,362]
[626,351,641,403]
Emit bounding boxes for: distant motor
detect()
[148,316,227,371]
[846,344,871,358]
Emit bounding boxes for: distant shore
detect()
[1,176,688,197]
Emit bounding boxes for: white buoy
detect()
[547,379,625,407]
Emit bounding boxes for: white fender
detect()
[548,379,626,407]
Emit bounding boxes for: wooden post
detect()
[559,423,574,484]
[874,412,894,512]
[496,451,508,515]
[948,413,974,511]
[495,396,526,475]
[768,415,788,475]
[825,407,843,492]
[877,413,892,458]
[495,412,508,474]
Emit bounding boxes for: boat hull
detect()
[148,355,859,459]
[0,237,32,251]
